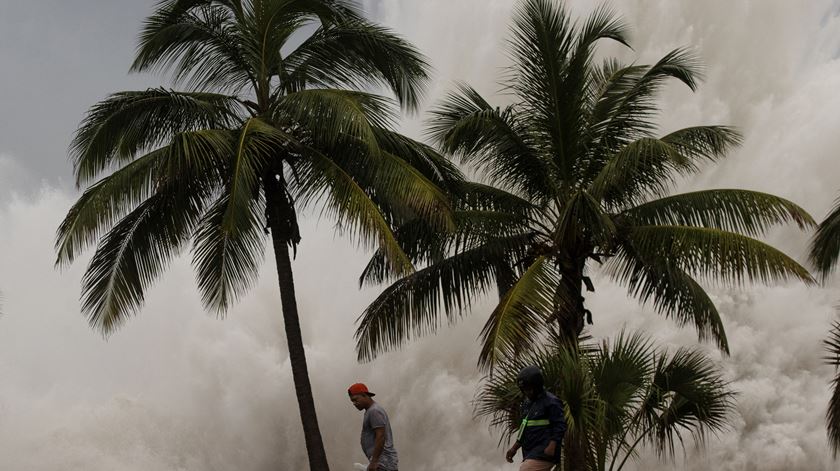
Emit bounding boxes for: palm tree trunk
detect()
[558,264,586,346]
[563,429,588,470]
[265,170,330,471]
[559,262,588,471]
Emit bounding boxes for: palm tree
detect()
[355,0,815,372]
[54,1,455,469]
[809,197,840,456]
[476,332,734,471]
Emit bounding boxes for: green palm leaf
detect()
[57,147,168,267]
[339,148,455,232]
[589,332,654,440]
[590,127,740,209]
[81,185,206,334]
[70,89,242,185]
[295,145,414,277]
[282,18,429,111]
[623,189,815,236]
[359,209,532,288]
[275,88,395,152]
[643,348,734,459]
[355,234,533,362]
[58,129,234,267]
[826,321,840,456]
[371,127,464,188]
[626,225,815,286]
[608,243,729,353]
[478,255,562,371]
[132,3,255,92]
[190,119,280,313]
[810,197,840,280]
[555,190,616,248]
[588,49,705,155]
[427,83,556,199]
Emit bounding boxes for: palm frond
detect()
[57,147,168,267]
[282,18,430,111]
[810,196,840,280]
[427,83,555,199]
[131,2,255,92]
[507,0,575,180]
[478,255,562,371]
[371,127,464,188]
[626,225,815,286]
[70,88,242,185]
[275,88,396,152]
[660,126,742,166]
[191,119,275,314]
[589,332,653,439]
[556,4,630,178]
[59,129,234,267]
[337,148,455,234]
[826,321,840,456]
[623,189,815,236]
[355,233,533,362]
[359,210,530,287]
[588,49,706,154]
[449,181,537,214]
[608,243,729,353]
[81,184,206,334]
[555,190,616,248]
[295,143,415,277]
[643,347,735,459]
[590,128,739,209]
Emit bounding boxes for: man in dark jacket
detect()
[505,366,567,471]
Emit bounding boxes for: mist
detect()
[1,1,840,470]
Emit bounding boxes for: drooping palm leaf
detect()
[191,119,276,314]
[626,225,814,286]
[356,233,534,362]
[608,243,729,353]
[82,184,207,333]
[826,321,840,457]
[623,189,815,236]
[478,255,563,370]
[70,89,243,184]
[810,197,840,280]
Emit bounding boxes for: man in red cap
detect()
[348,383,399,471]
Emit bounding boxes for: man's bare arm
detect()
[369,427,386,468]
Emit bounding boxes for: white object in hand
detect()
[353,464,367,470]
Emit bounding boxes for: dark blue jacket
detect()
[517,391,567,463]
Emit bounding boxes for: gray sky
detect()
[1,1,840,470]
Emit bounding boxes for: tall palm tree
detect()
[54,1,455,469]
[355,0,815,372]
[476,332,734,471]
[809,196,840,456]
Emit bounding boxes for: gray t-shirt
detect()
[361,402,398,470]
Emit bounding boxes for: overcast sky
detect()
[1,1,840,470]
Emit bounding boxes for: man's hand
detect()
[505,445,518,463]
[367,460,379,471]
[543,440,556,457]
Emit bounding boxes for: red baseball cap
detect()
[348,383,375,397]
